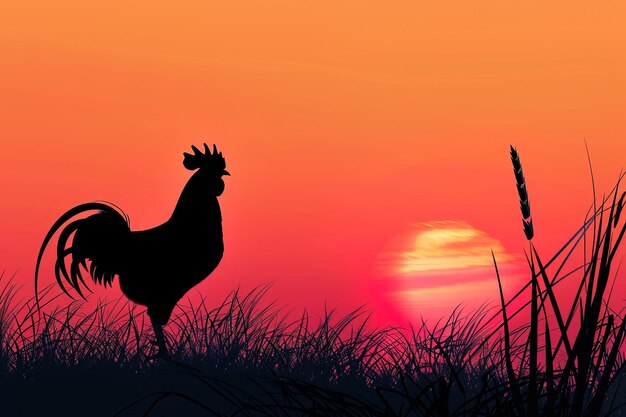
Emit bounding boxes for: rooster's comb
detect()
[183,143,227,172]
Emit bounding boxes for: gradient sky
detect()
[1,1,625,326]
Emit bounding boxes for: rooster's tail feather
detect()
[35,202,130,307]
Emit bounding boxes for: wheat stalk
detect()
[510,145,534,240]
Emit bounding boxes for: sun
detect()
[373,220,523,323]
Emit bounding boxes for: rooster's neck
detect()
[169,171,222,226]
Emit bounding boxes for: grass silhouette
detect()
[2,152,626,416]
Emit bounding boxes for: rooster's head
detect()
[183,144,229,196]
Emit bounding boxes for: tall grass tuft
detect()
[499,145,626,417]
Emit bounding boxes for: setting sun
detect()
[375,220,523,321]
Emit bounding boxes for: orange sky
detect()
[1,1,625,325]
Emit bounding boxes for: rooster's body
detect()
[35,144,229,356]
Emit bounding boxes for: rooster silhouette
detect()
[35,144,229,358]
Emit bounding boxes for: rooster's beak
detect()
[222,170,230,176]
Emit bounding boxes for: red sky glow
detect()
[1,1,625,327]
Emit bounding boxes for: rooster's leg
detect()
[151,318,170,358]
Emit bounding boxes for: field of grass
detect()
[2,150,626,417]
